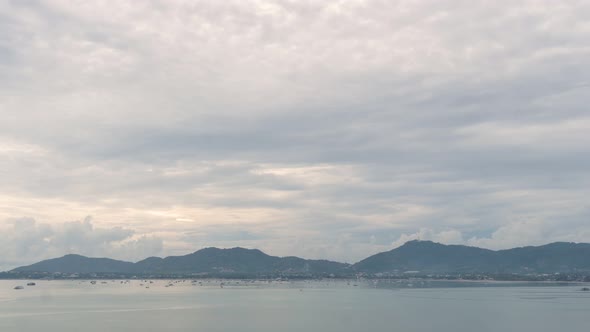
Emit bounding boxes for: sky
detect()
[1,0,589,271]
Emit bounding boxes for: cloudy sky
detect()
[1,0,589,270]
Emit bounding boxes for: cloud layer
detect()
[1,0,589,269]
[0,217,163,271]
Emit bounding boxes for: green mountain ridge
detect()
[353,240,590,274]
[9,241,590,275]
[12,247,351,275]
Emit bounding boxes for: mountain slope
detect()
[135,247,279,274]
[10,241,590,275]
[12,248,350,275]
[12,254,136,273]
[353,240,497,273]
[497,242,590,273]
[136,247,350,274]
[353,240,590,274]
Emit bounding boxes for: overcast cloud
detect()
[1,0,589,270]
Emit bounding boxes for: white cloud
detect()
[391,228,465,249]
[0,0,589,265]
[0,217,163,271]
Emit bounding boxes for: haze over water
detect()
[1,280,588,332]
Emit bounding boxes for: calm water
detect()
[1,279,589,331]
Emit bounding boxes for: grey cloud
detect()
[0,0,589,263]
[0,217,164,271]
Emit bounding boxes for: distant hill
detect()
[134,247,349,274]
[11,241,590,276]
[12,254,135,274]
[13,247,350,276]
[353,240,590,274]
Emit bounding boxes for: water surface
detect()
[1,280,588,331]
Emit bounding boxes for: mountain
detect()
[353,240,497,273]
[353,240,590,274]
[12,254,135,274]
[496,242,590,273]
[134,247,348,274]
[12,247,350,276]
[11,241,590,276]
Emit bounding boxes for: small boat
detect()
[14,286,24,290]
[27,282,36,286]
[581,287,590,291]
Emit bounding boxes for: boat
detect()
[581,287,590,291]
[14,286,24,290]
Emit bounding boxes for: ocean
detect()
[1,279,588,331]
